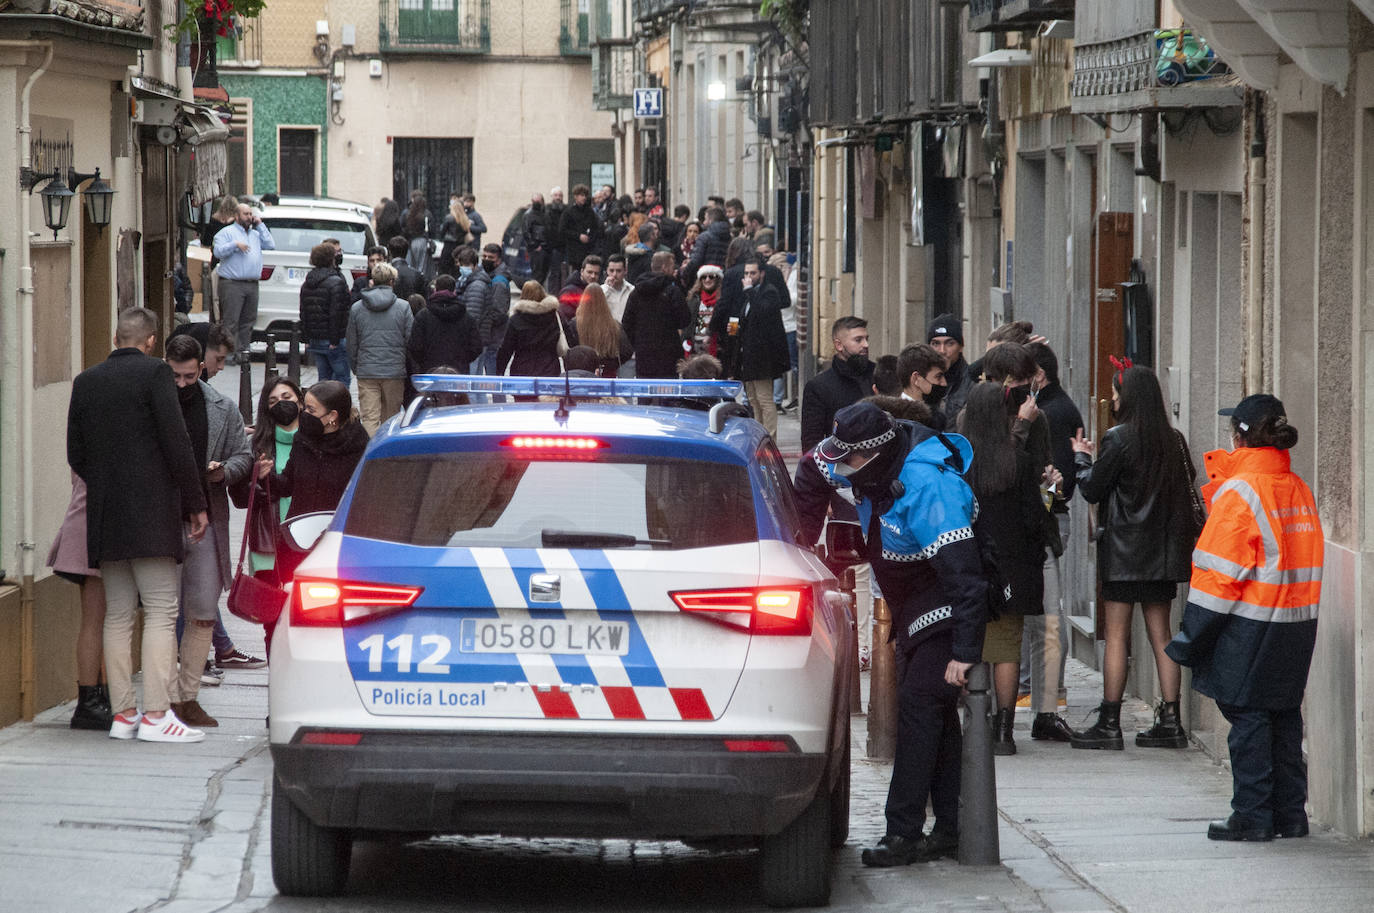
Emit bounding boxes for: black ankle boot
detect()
[1031,712,1073,742]
[1070,700,1124,750]
[71,684,113,731]
[1136,699,1188,748]
[992,707,1017,756]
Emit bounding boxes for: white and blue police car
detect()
[269,376,856,908]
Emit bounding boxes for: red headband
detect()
[1109,355,1133,385]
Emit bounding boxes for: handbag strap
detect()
[236,470,267,574]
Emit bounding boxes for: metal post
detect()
[286,325,301,386]
[237,356,253,426]
[264,332,277,376]
[958,661,1000,865]
[866,598,896,759]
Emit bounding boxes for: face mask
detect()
[483,260,497,274]
[459,266,473,279]
[1004,384,1031,414]
[268,400,299,426]
[297,411,325,439]
[334,252,344,267]
[834,452,875,477]
[845,353,870,374]
[177,383,197,404]
[925,382,947,407]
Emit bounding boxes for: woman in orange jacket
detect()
[1166,394,1322,842]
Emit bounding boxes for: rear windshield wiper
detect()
[541,529,671,549]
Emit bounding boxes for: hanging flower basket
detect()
[167,0,266,41]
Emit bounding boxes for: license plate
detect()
[285,267,308,281]
[459,618,630,656]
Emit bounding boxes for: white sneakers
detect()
[108,709,206,743]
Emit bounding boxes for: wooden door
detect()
[279,129,316,196]
[1092,211,1133,434]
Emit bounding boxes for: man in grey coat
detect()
[347,261,415,434]
[163,334,253,727]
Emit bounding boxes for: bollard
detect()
[866,598,896,759]
[263,332,277,376]
[237,356,253,426]
[286,325,301,386]
[958,661,1000,865]
[840,567,862,716]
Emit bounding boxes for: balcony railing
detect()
[970,0,1073,32]
[379,0,490,55]
[1072,29,1238,113]
[632,0,687,21]
[592,38,635,109]
[561,0,591,55]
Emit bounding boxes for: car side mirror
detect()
[280,512,333,553]
[823,520,865,569]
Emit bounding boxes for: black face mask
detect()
[1004,384,1031,415]
[483,260,497,274]
[177,383,197,404]
[268,400,299,426]
[532,202,544,211]
[844,353,871,375]
[334,253,344,267]
[297,411,325,439]
[924,382,948,407]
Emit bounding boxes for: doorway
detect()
[278,128,317,196]
[392,137,474,233]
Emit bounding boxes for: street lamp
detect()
[37,174,74,241]
[707,80,728,101]
[68,168,115,235]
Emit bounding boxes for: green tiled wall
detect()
[218,73,329,196]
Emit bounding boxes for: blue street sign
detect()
[633,88,663,119]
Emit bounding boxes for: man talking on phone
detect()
[213,202,276,358]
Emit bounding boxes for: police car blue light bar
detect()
[410,374,743,400]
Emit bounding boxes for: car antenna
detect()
[554,370,576,425]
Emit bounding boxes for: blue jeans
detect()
[468,346,503,403]
[308,340,350,385]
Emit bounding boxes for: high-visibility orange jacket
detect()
[1165,446,1323,709]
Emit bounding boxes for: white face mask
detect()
[834,451,877,477]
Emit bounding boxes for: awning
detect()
[129,76,230,205]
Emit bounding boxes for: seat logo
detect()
[530,574,561,603]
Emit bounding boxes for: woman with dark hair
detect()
[1070,364,1200,750]
[958,382,1047,755]
[1166,395,1322,841]
[565,284,632,377]
[256,380,369,523]
[375,198,403,242]
[230,375,304,585]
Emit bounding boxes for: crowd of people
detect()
[794,312,1322,861]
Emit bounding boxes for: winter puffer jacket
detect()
[496,295,563,377]
[687,220,731,273]
[298,265,351,344]
[346,287,414,379]
[407,289,483,374]
[457,269,503,348]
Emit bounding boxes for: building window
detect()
[383,0,489,52]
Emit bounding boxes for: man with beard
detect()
[800,315,874,453]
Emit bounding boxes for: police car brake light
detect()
[501,436,606,451]
[292,580,423,627]
[670,587,812,635]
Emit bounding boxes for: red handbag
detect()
[226,474,287,626]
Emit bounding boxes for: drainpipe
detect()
[1246,91,1266,393]
[1,39,55,720]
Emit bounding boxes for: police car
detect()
[269,376,856,908]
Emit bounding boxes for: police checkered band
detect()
[907,605,953,637]
[847,427,896,452]
[913,526,974,561]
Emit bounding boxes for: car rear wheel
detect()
[271,777,352,896]
[758,787,833,907]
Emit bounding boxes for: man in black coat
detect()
[559,184,601,278]
[67,307,209,743]
[522,194,550,287]
[299,242,353,385]
[683,207,731,286]
[387,235,425,304]
[622,251,694,379]
[708,256,790,437]
[800,315,875,452]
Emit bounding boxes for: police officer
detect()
[794,402,988,866]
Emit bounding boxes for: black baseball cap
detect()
[1219,394,1285,433]
[817,402,897,463]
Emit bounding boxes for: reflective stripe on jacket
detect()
[1165,446,1323,709]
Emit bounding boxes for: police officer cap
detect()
[817,402,896,463]
[927,313,963,345]
[1219,393,1285,433]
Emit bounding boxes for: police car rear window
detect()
[344,453,756,550]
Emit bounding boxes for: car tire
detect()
[271,776,352,896]
[758,787,833,908]
[829,717,852,848]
